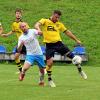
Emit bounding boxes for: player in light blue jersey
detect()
[17,22,46,86]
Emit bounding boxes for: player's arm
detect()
[64,30,81,44]
[17,40,24,52]
[35,18,46,35]
[34,22,43,35]
[33,29,42,36]
[1,31,14,37]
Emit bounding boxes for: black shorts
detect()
[15,45,26,54]
[46,41,71,60]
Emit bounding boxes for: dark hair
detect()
[53,10,62,16]
[15,8,22,13]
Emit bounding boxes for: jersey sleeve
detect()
[60,23,68,32]
[33,29,39,35]
[11,23,15,32]
[18,38,23,48]
[38,18,46,25]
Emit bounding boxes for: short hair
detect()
[15,8,22,13]
[53,10,62,16]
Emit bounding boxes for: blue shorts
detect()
[25,55,45,68]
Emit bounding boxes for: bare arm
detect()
[34,22,43,35]
[64,30,81,44]
[1,31,14,37]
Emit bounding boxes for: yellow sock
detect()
[46,65,52,71]
[15,58,20,63]
[15,58,22,72]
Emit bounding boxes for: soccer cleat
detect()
[48,80,56,87]
[19,72,25,81]
[39,82,45,86]
[79,71,87,79]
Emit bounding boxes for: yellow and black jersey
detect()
[12,21,29,39]
[12,21,23,39]
[39,18,68,43]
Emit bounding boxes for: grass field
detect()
[0,63,100,100]
[0,0,100,100]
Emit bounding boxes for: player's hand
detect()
[0,34,8,37]
[38,30,43,35]
[76,39,82,45]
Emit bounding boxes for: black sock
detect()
[78,67,82,72]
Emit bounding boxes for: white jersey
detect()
[18,29,43,55]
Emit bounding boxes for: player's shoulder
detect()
[57,21,65,27]
[57,21,64,25]
[29,29,38,34]
[19,34,24,40]
[29,28,37,31]
[40,18,49,21]
[12,20,22,25]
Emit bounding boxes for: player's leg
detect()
[19,55,33,81]
[46,58,53,79]
[45,44,56,87]
[19,62,31,81]
[66,51,87,79]
[72,55,87,79]
[15,52,22,72]
[15,45,26,73]
[38,68,45,86]
[35,55,46,86]
[46,58,56,87]
[57,42,87,79]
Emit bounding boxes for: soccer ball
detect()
[72,55,82,65]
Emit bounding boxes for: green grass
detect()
[0,1,100,99]
[0,63,100,100]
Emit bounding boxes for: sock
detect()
[46,65,51,71]
[46,65,52,81]
[21,68,25,74]
[39,69,44,82]
[15,58,22,72]
[47,71,52,81]
[76,64,82,72]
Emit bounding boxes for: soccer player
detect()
[1,8,29,73]
[18,22,46,86]
[35,10,87,87]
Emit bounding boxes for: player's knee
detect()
[47,59,53,67]
[72,55,82,65]
[67,52,74,59]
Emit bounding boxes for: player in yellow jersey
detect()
[1,8,29,73]
[35,10,87,87]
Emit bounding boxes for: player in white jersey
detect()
[18,22,45,86]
